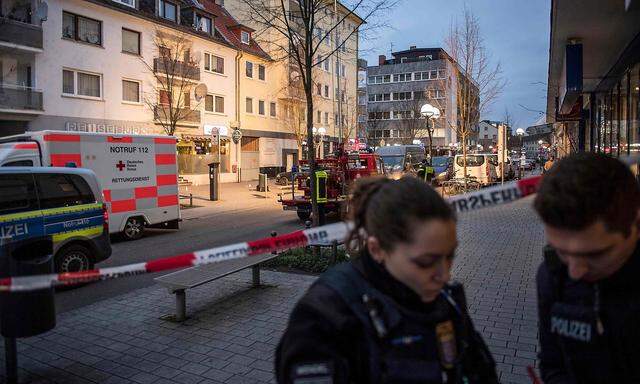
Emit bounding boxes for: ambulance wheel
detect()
[56,244,93,274]
[123,217,145,240]
[297,211,311,221]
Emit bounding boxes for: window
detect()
[341,64,346,77]
[159,0,177,21]
[317,110,321,123]
[258,100,265,115]
[196,14,212,34]
[62,12,102,45]
[270,102,276,117]
[324,112,329,124]
[241,137,259,151]
[437,69,446,79]
[323,59,330,72]
[317,83,322,96]
[324,85,329,98]
[36,174,96,209]
[204,53,224,74]
[245,61,253,78]
[122,79,140,103]
[113,0,135,7]
[358,95,366,105]
[393,73,412,82]
[241,31,250,44]
[122,28,140,55]
[205,95,224,113]
[245,97,253,113]
[63,69,101,98]
[159,46,171,58]
[159,90,170,105]
[3,160,33,167]
[0,174,36,215]
[258,64,265,80]
[393,92,412,101]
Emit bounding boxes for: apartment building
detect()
[357,58,367,140]
[366,46,479,148]
[224,0,362,160]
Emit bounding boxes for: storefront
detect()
[547,0,640,159]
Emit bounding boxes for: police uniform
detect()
[537,244,640,383]
[276,252,498,384]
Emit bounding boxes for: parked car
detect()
[454,154,497,186]
[275,166,309,185]
[432,156,454,184]
[0,167,112,273]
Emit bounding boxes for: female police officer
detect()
[276,177,497,384]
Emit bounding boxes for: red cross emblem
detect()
[116,161,126,171]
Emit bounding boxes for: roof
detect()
[200,1,270,60]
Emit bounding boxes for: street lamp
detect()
[420,103,441,159]
[515,128,526,179]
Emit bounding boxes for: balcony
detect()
[0,85,43,113]
[154,106,201,125]
[0,17,43,51]
[153,58,200,81]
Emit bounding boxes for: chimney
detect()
[378,55,386,65]
[410,45,417,50]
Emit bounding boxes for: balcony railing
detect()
[0,86,43,112]
[153,58,200,81]
[154,106,201,124]
[0,17,43,50]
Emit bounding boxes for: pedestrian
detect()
[276,177,498,384]
[417,158,435,184]
[543,156,554,173]
[534,152,640,383]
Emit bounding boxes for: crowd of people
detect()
[274,152,640,384]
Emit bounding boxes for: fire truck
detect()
[279,148,385,221]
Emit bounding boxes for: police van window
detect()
[2,160,34,167]
[36,174,95,209]
[0,174,37,214]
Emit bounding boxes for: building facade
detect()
[477,120,498,150]
[547,0,640,159]
[1,0,362,185]
[356,58,367,140]
[365,46,479,149]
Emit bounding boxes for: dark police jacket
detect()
[537,244,640,383]
[276,253,498,384]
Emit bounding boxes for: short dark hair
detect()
[534,152,640,235]
[347,176,454,253]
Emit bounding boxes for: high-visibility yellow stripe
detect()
[0,203,102,223]
[52,225,103,243]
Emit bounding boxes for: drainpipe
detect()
[235,50,243,183]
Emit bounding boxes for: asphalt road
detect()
[54,202,304,313]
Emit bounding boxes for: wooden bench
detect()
[154,253,278,322]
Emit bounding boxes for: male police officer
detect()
[534,152,640,383]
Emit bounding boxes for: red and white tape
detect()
[0,175,542,292]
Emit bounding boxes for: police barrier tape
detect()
[0,175,542,292]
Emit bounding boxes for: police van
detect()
[0,131,180,240]
[0,167,111,273]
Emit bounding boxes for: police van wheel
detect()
[123,217,145,241]
[56,245,93,274]
[297,211,311,221]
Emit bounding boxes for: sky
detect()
[359,0,551,129]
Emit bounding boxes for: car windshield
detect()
[456,155,485,167]
[381,156,404,172]
[432,157,448,167]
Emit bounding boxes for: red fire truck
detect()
[279,149,385,221]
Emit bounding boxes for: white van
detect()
[454,154,497,186]
[0,131,180,240]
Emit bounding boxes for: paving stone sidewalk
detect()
[0,197,543,384]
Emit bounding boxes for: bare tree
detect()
[445,7,506,187]
[236,0,397,224]
[142,31,202,136]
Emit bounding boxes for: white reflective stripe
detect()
[302,222,350,246]
[193,242,250,265]
[8,275,58,292]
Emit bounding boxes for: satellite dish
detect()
[35,1,48,22]
[194,83,208,101]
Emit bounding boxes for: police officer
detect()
[417,158,435,184]
[534,153,640,383]
[276,177,498,384]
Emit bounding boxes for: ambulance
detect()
[0,131,180,240]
